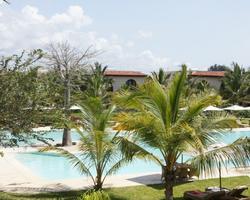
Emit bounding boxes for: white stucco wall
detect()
[108,76,146,91]
[191,76,223,90]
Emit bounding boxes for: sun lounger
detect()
[220,186,249,200]
[228,186,248,198]
[219,197,250,200]
[183,190,226,200]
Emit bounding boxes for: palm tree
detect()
[220,63,250,105]
[151,67,171,86]
[114,65,250,200]
[84,62,113,99]
[41,97,127,190]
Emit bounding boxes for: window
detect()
[125,79,137,87]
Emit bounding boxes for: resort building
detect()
[190,71,225,90]
[104,69,226,91]
[104,70,147,91]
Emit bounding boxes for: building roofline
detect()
[191,71,225,77]
[104,70,147,77]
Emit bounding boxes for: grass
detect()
[0,176,249,200]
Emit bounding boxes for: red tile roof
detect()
[191,71,225,77]
[105,70,147,77]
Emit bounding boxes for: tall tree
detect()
[46,42,97,146]
[208,64,230,71]
[220,62,250,105]
[114,65,250,200]
[151,67,171,86]
[0,50,52,151]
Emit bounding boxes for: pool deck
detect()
[0,127,249,193]
[0,151,163,193]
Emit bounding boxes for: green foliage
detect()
[83,62,113,100]
[0,49,44,71]
[151,67,171,86]
[185,74,214,98]
[0,50,54,148]
[114,64,249,200]
[41,97,127,190]
[220,63,250,105]
[78,190,110,200]
[208,64,230,71]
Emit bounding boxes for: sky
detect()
[0,0,250,72]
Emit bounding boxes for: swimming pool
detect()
[15,129,249,181]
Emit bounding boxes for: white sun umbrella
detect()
[243,106,250,111]
[224,105,246,111]
[204,106,223,112]
[32,126,51,132]
[70,105,81,110]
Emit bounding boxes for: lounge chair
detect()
[219,186,249,200]
[219,197,250,200]
[228,186,248,198]
[183,190,226,200]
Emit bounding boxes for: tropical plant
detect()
[114,65,250,200]
[151,67,171,86]
[84,62,113,99]
[208,64,230,71]
[41,97,127,190]
[78,190,110,200]
[185,76,212,97]
[220,63,250,105]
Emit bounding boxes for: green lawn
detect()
[0,176,249,200]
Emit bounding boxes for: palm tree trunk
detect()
[94,177,103,191]
[62,128,72,146]
[94,167,103,190]
[62,76,72,146]
[164,169,175,200]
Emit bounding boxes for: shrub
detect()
[78,190,110,200]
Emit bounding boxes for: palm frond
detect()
[40,146,95,184]
[189,137,250,176]
[181,94,221,123]
[116,136,163,166]
[102,157,129,182]
[166,65,187,125]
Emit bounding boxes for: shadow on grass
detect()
[5,190,83,200]
[144,180,193,191]
[126,173,193,190]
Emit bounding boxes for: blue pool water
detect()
[15,129,249,180]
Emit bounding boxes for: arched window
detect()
[126,79,137,87]
[107,83,114,92]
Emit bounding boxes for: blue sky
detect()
[1,0,250,72]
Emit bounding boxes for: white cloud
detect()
[137,30,153,39]
[22,5,46,23]
[50,5,92,28]
[0,5,177,72]
[0,5,93,53]
[126,41,134,47]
